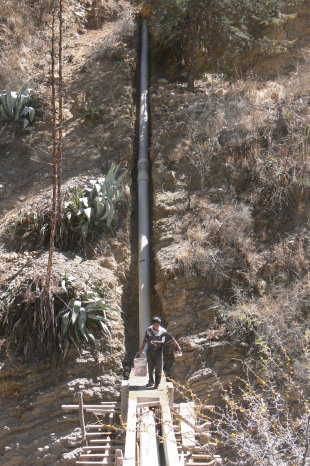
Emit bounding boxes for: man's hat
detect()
[152,316,161,323]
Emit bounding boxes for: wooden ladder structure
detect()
[62,372,222,465]
[172,402,222,466]
[62,393,125,465]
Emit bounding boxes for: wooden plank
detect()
[180,402,195,449]
[83,446,124,450]
[79,392,87,446]
[161,401,180,466]
[137,401,161,408]
[181,462,220,466]
[89,439,125,444]
[115,449,123,466]
[86,426,114,430]
[86,430,115,436]
[121,380,129,421]
[62,403,118,411]
[139,408,159,466]
[85,408,120,412]
[76,462,115,465]
[167,382,174,408]
[123,399,137,466]
[103,434,111,464]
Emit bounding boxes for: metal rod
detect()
[138,18,151,346]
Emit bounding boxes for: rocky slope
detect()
[150,59,310,405]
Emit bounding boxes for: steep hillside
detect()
[0,1,138,464]
[0,0,310,464]
[151,67,310,387]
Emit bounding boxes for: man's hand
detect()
[177,346,182,353]
[138,348,144,355]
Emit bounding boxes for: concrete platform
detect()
[128,369,167,402]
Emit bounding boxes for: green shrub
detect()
[64,162,127,239]
[0,85,35,128]
[58,290,118,356]
[80,103,104,122]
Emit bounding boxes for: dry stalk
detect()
[57,0,63,225]
[46,4,58,291]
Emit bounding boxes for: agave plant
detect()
[0,85,35,128]
[58,290,118,356]
[64,162,127,239]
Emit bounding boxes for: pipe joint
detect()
[138,160,149,182]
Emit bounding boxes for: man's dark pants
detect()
[146,349,162,385]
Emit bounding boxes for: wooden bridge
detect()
[62,369,222,465]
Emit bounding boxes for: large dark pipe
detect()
[138,17,151,346]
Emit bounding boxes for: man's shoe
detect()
[146,382,154,388]
[154,384,159,389]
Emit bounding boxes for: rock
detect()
[158,78,169,84]
[218,125,250,149]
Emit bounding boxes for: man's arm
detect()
[139,339,147,355]
[165,331,182,352]
[173,340,182,352]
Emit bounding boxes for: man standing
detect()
[138,316,182,389]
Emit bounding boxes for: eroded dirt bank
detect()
[150,63,310,406]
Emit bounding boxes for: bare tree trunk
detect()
[187,20,199,92]
[46,6,58,291]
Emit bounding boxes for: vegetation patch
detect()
[64,162,127,239]
[168,337,310,466]
[0,86,35,128]
[5,163,127,252]
[58,289,118,357]
[0,277,117,362]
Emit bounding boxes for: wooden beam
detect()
[103,434,111,464]
[78,392,87,446]
[76,462,115,465]
[123,399,137,466]
[180,402,195,449]
[167,382,174,408]
[121,380,129,421]
[89,439,125,444]
[85,408,120,413]
[115,449,123,466]
[161,401,180,466]
[86,426,114,430]
[62,403,118,411]
[84,445,125,450]
[139,408,159,466]
[137,401,161,408]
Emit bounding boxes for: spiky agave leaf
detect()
[61,311,70,335]
[80,222,89,238]
[64,163,127,239]
[78,307,88,342]
[99,320,112,338]
[85,326,100,347]
[70,300,81,325]
[82,290,96,301]
[0,86,34,125]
